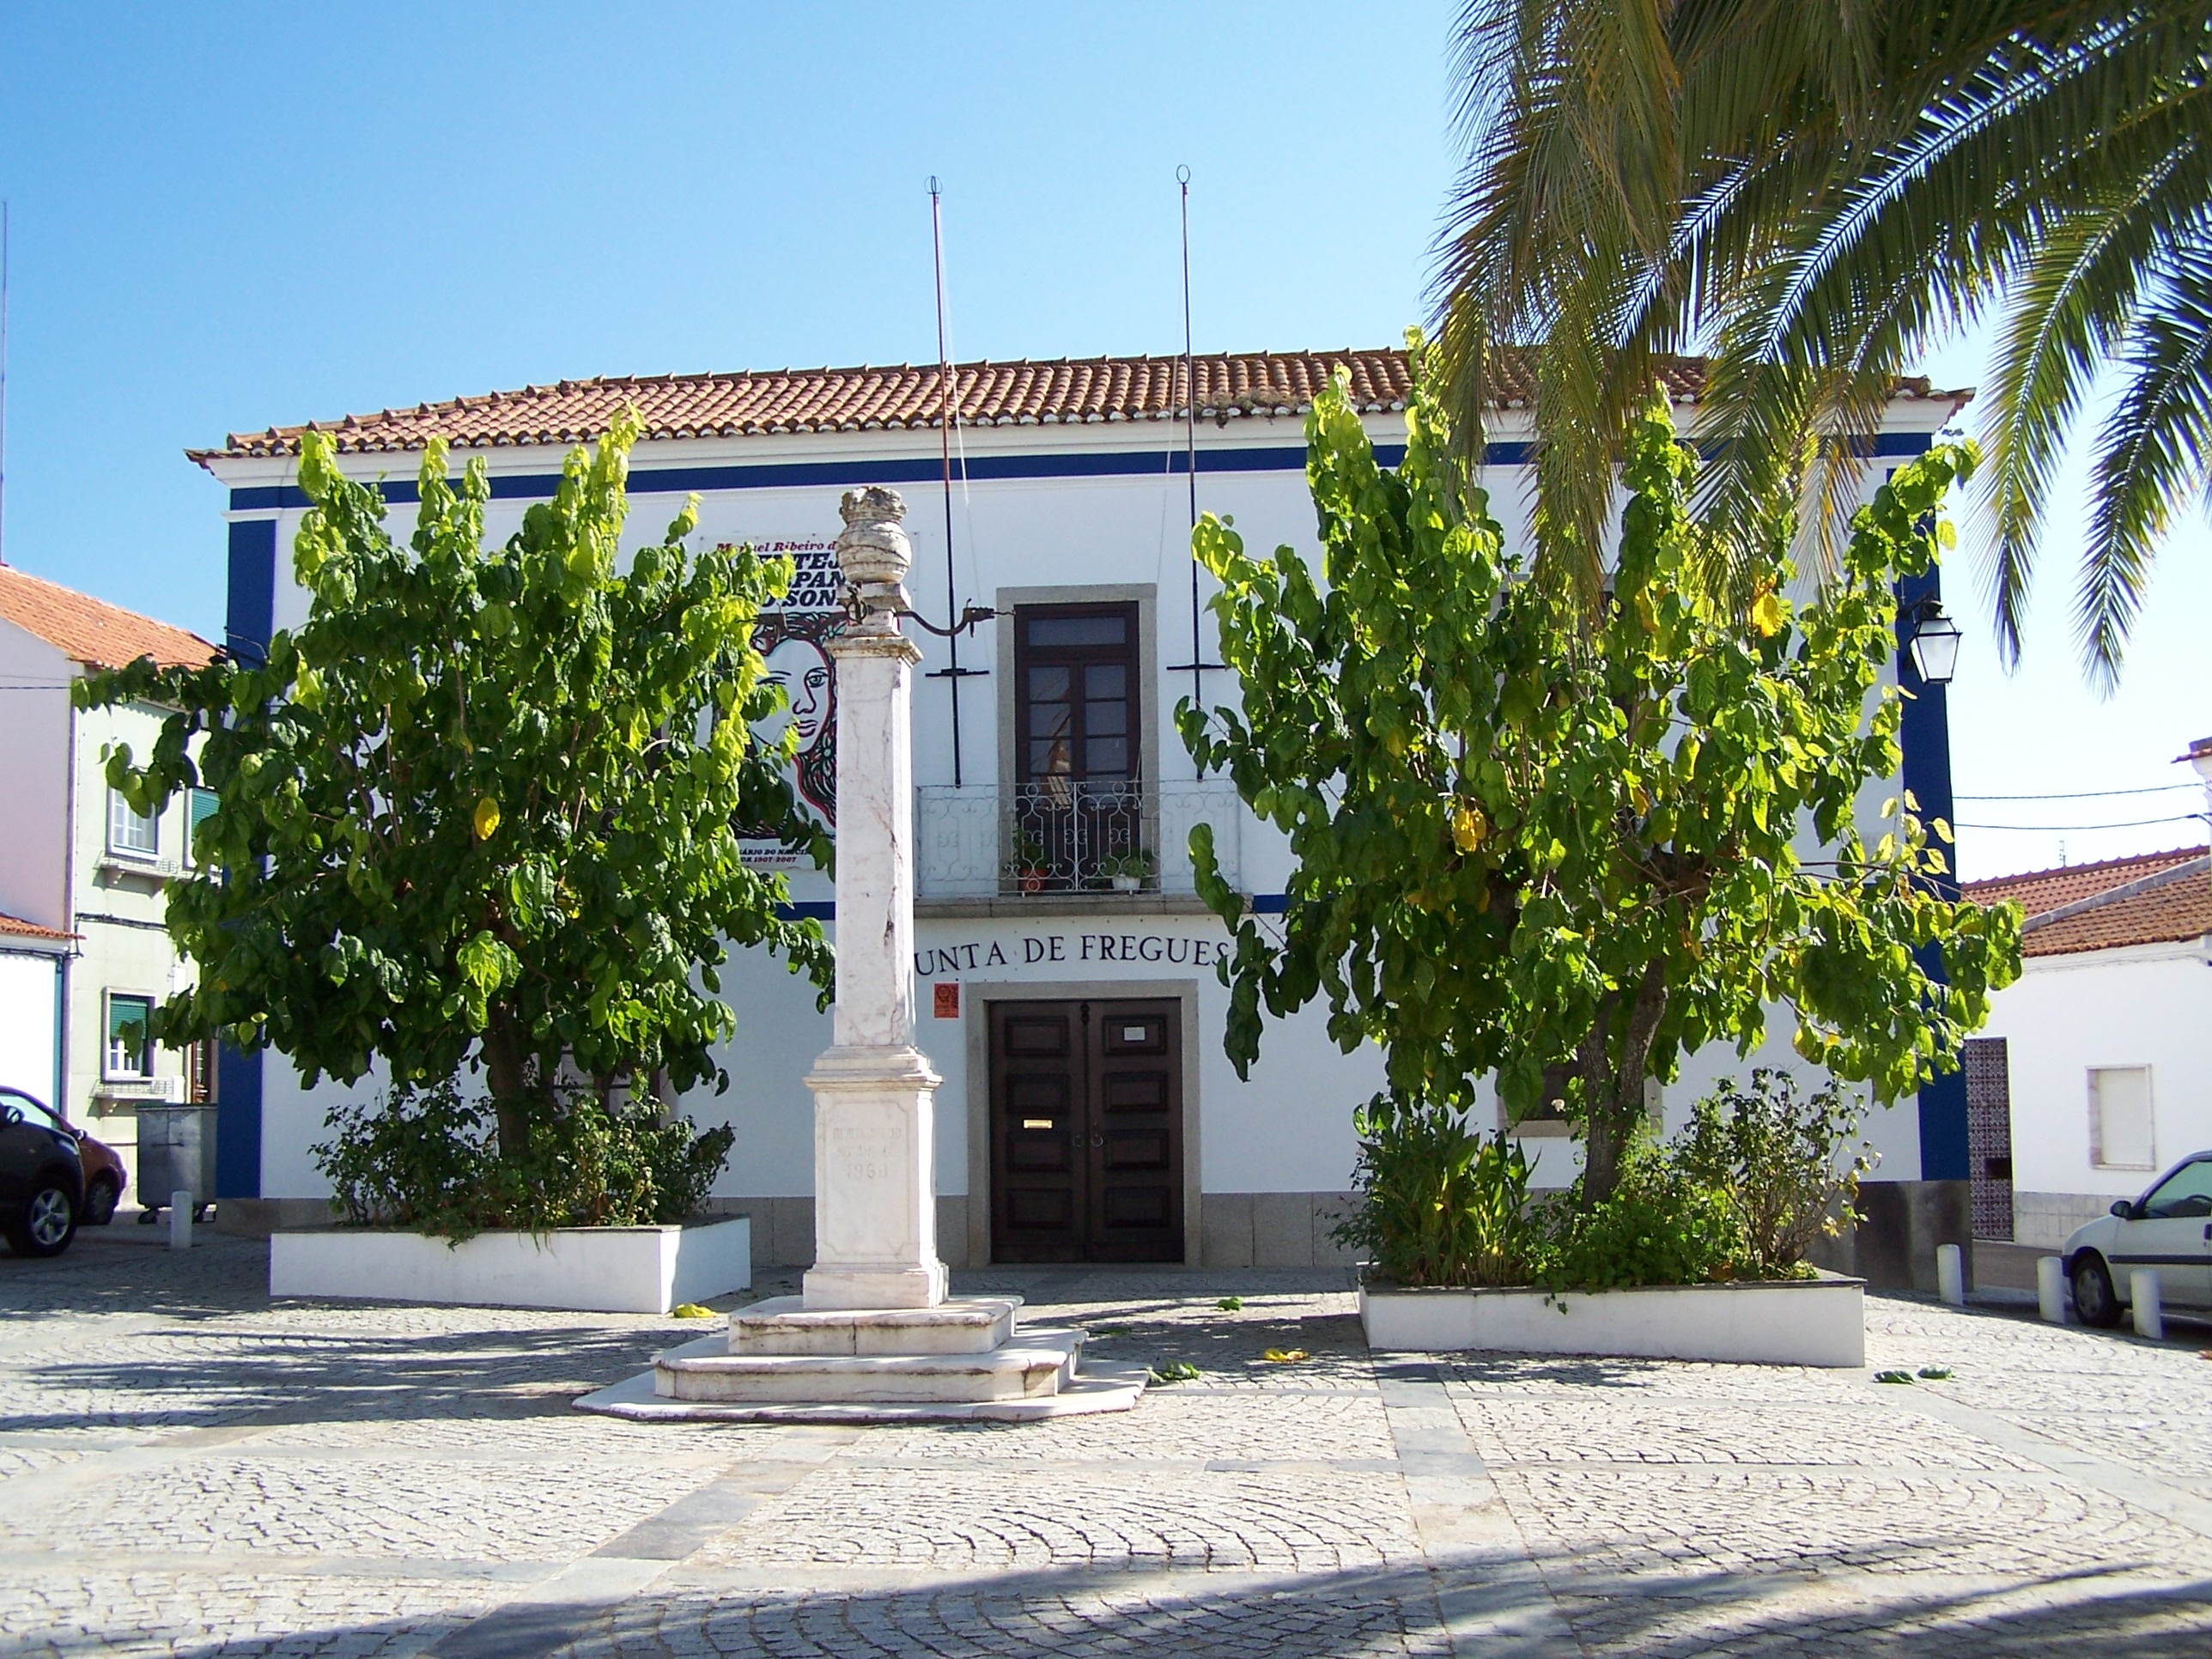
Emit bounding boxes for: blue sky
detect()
[1,2,2204,878]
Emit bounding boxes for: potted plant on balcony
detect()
[1009,830,1050,896]
[1101,848,1155,894]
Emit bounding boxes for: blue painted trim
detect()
[222,430,1939,514]
[777,896,1277,921]
[1897,556,1967,1182]
[225,520,277,665]
[1874,431,1937,457]
[215,1043,263,1200]
[52,956,67,1112]
[227,441,1438,513]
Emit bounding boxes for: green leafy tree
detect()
[1180,349,2021,1206]
[81,412,833,1162]
[1439,0,2209,683]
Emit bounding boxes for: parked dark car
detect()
[1,1085,84,1256]
[0,1090,125,1224]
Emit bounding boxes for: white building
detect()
[195,349,1974,1279]
[0,567,221,1204]
[1965,846,2212,1249]
[0,915,73,1105]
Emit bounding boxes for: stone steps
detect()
[575,1334,1150,1424]
[659,1328,1085,1404]
[573,1295,1149,1425]
[726,1294,1018,1356]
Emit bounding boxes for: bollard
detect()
[169,1191,192,1251]
[2131,1269,2163,1340]
[1936,1243,1966,1307]
[2037,1255,2068,1324]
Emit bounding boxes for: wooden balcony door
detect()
[1012,604,1143,890]
[988,998,1183,1263]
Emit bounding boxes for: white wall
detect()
[0,951,59,1100]
[1983,939,2212,1204]
[0,624,75,930]
[258,1060,378,1203]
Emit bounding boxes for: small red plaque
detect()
[932,981,961,1019]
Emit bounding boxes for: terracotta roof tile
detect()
[1966,846,2202,914]
[0,912,76,945]
[192,349,1965,464]
[0,566,218,672]
[1966,846,2212,957]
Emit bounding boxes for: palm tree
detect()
[1437,0,2212,686]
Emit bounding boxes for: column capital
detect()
[836,486,912,586]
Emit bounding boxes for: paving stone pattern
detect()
[4,1227,2211,1656]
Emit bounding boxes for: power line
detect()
[1956,812,2209,832]
[1955,782,2198,801]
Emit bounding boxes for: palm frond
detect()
[1980,144,2208,662]
[2081,227,2212,685]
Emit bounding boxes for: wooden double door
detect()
[988,998,1184,1262]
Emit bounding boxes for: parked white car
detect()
[2063,1152,2212,1326]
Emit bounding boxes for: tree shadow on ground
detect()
[0,1229,270,1326]
[23,1553,2212,1658]
[0,1310,673,1437]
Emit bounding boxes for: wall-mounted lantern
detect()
[1905,599,1963,686]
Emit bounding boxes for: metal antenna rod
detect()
[1180,167,1199,711]
[930,177,965,789]
[1,200,10,568]
[1164,168,1224,719]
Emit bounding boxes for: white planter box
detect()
[270,1218,750,1314]
[1359,1272,1865,1368]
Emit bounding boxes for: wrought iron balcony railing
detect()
[915,781,1243,900]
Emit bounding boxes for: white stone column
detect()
[801,487,947,1313]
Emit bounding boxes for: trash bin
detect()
[135,1105,218,1222]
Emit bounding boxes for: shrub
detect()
[1537,1143,1745,1291]
[1674,1070,1875,1278]
[1338,1070,1877,1291]
[1334,1094,1538,1287]
[313,1079,734,1242]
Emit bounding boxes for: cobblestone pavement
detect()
[5,1227,2211,1656]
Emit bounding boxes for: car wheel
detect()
[8,1179,78,1258]
[82,1176,119,1227]
[2072,1253,2123,1328]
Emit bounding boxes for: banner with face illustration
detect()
[738,535,841,871]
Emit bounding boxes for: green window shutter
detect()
[188,788,220,865]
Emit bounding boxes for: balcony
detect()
[915,781,1243,905]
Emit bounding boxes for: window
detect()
[107,788,158,858]
[2141,1158,2212,1220]
[20,1096,66,1135]
[186,787,220,866]
[1016,605,1139,783]
[105,994,155,1079]
[1502,1063,1575,1137]
[0,1089,64,1133]
[2090,1066,2155,1170]
[1006,603,1146,894]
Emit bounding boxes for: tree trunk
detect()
[483,1006,533,1162]
[1576,1005,1626,1206]
[1575,961,1670,1208]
